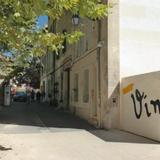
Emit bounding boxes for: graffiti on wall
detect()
[123,84,160,119]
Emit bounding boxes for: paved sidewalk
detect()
[0,128,159,160]
[0,102,159,160]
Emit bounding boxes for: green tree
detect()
[0,0,110,78]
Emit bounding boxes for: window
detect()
[77,36,84,56]
[83,69,89,103]
[48,79,51,96]
[60,72,63,102]
[41,66,44,75]
[74,73,79,102]
[62,29,67,54]
[85,20,93,51]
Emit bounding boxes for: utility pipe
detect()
[97,20,102,128]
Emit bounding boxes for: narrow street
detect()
[0,102,159,160]
[0,0,160,159]
[0,102,95,133]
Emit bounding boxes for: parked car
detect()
[13,91,27,102]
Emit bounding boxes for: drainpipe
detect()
[97,20,102,128]
[67,69,70,110]
[52,21,56,101]
[53,52,56,99]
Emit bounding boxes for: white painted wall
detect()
[120,0,160,77]
[121,71,160,141]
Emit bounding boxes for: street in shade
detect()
[0,102,158,160]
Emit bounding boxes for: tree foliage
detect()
[6,58,41,88]
[0,0,110,79]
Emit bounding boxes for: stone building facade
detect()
[40,0,160,141]
[40,1,120,129]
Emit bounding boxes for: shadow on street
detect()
[0,102,158,144]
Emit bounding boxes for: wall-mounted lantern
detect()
[72,14,80,26]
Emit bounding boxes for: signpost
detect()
[4,85,11,106]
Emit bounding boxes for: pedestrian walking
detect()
[26,89,31,104]
[31,89,35,102]
[48,93,52,106]
[36,91,41,103]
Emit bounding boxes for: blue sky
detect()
[37,16,48,28]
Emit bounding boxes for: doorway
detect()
[63,69,70,110]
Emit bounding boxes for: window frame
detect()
[83,69,89,103]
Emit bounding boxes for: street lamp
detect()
[72,14,80,26]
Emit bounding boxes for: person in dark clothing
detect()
[26,89,31,104]
[31,90,35,102]
[36,91,41,103]
[48,93,52,105]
